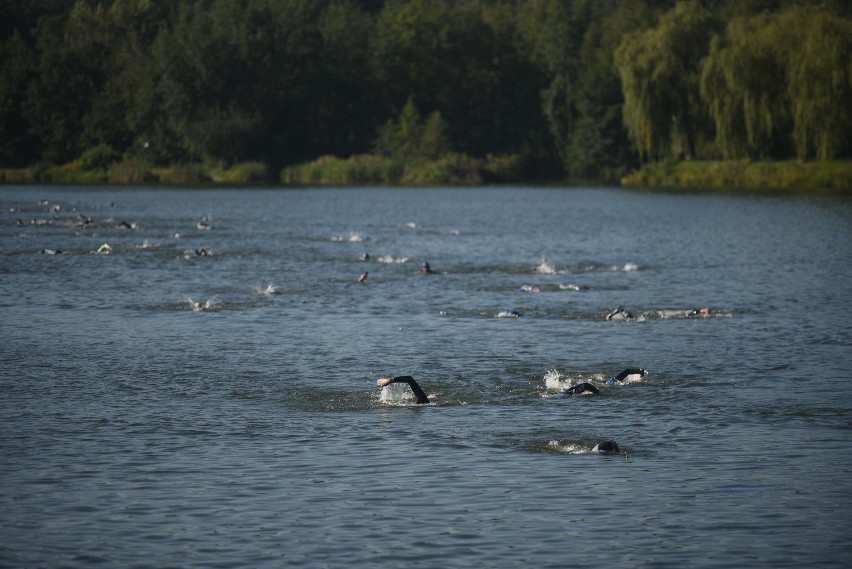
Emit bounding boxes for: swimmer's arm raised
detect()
[613,368,645,381]
[377,375,430,404]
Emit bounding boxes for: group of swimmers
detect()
[376,367,647,455]
[606,306,712,320]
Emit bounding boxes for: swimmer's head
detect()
[592,440,619,454]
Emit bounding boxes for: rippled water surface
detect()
[1,185,850,567]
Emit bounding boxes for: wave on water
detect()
[546,440,596,454]
[378,382,436,406]
[376,255,410,264]
[542,369,606,390]
[536,257,556,274]
[535,257,640,276]
[253,283,278,296]
[330,232,368,243]
[543,369,571,390]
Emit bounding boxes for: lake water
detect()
[1,185,850,568]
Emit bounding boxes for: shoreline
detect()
[620,160,852,193]
[3,159,851,194]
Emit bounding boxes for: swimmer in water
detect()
[606,367,646,384]
[421,262,432,274]
[558,382,599,396]
[690,307,712,316]
[592,440,620,454]
[496,310,521,318]
[377,375,430,404]
[358,271,368,284]
[194,248,208,256]
[361,252,370,261]
[96,243,112,254]
[605,306,633,320]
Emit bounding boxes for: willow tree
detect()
[700,12,794,159]
[615,0,715,161]
[786,8,852,160]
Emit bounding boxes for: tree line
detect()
[1,0,849,182]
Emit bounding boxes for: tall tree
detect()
[615,0,716,161]
[23,3,110,163]
[786,7,852,160]
[154,0,324,166]
[312,0,378,157]
[0,32,39,165]
[701,12,793,159]
[372,0,500,156]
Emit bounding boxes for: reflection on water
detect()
[1,185,850,568]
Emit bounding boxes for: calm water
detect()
[1,185,850,568]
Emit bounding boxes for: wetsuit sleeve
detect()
[614,368,644,381]
[560,382,600,396]
[393,375,430,404]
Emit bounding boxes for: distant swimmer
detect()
[377,375,430,404]
[361,252,370,261]
[519,285,541,293]
[96,243,112,254]
[496,310,521,318]
[39,248,62,255]
[690,307,712,316]
[197,216,211,230]
[591,440,620,454]
[606,368,646,384]
[358,271,368,284]
[421,261,432,274]
[194,248,209,256]
[558,382,599,396]
[605,306,633,321]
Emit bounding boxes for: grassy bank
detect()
[280,153,522,186]
[621,160,852,192]
[0,160,270,185]
[2,153,521,187]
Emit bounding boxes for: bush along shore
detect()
[4,156,851,192]
[621,160,852,193]
[0,154,519,187]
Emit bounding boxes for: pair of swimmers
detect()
[377,367,646,403]
[606,306,712,320]
[377,369,644,454]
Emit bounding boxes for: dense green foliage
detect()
[622,160,852,191]
[0,0,849,183]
